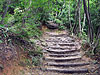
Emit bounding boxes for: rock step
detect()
[47,37,74,40]
[47,36,73,39]
[46,40,61,42]
[47,62,90,67]
[58,43,76,46]
[46,49,79,54]
[45,39,75,43]
[45,56,82,61]
[49,34,67,37]
[46,41,76,44]
[46,21,59,29]
[46,38,74,41]
[45,40,75,43]
[49,53,79,57]
[47,46,77,50]
[45,68,89,73]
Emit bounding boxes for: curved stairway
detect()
[42,31,98,75]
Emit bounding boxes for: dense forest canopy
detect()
[0,0,100,55]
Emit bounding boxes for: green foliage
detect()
[0,24,5,28]
[58,25,66,30]
[0,40,3,44]
[0,16,2,21]
[55,19,63,25]
[82,31,87,40]
[32,56,41,66]
[28,46,43,66]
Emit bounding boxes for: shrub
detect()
[58,25,66,30]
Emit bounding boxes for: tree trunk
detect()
[78,0,82,35]
[82,13,86,32]
[72,0,78,34]
[69,0,72,30]
[88,0,90,16]
[48,0,50,9]
[56,0,58,17]
[92,26,100,54]
[0,0,11,25]
[83,0,93,44]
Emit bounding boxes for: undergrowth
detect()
[0,23,43,67]
[58,25,66,30]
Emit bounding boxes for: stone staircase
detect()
[42,31,98,75]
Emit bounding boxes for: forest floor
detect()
[0,26,100,75]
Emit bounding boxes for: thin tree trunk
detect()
[88,0,90,16]
[0,0,11,25]
[92,27,100,54]
[56,0,57,17]
[69,0,72,30]
[87,0,93,43]
[82,13,86,32]
[48,0,50,9]
[78,0,81,35]
[72,0,78,34]
[83,0,93,44]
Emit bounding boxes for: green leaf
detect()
[0,40,3,44]
[0,24,4,28]
[0,16,2,21]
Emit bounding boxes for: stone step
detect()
[45,32,67,35]
[45,68,89,73]
[49,34,67,37]
[47,62,90,67]
[45,40,75,43]
[49,53,79,57]
[47,46,77,50]
[46,49,79,54]
[58,43,76,46]
[45,40,61,42]
[45,39,74,42]
[46,37,74,41]
[47,37,75,42]
[45,38,72,41]
[45,56,82,61]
